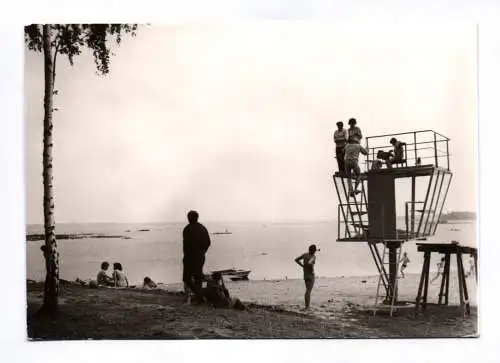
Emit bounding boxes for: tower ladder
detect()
[373,241,405,317]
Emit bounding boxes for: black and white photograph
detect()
[24,22,478,340]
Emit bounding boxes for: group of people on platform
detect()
[333,118,406,196]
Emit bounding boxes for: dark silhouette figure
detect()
[203,272,245,310]
[183,210,211,303]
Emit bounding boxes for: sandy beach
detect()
[27,273,478,339]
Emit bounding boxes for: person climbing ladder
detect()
[344,137,368,197]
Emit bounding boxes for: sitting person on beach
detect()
[400,252,410,278]
[75,278,98,288]
[431,257,446,283]
[112,262,129,287]
[97,261,114,286]
[295,244,318,310]
[143,276,158,289]
[203,272,245,310]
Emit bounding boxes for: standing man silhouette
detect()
[183,210,211,303]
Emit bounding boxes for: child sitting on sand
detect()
[97,261,114,286]
[112,262,129,287]
[295,244,318,310]
[143,277,158,289]
[203,272,245,310]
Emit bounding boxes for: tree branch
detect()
[77,30,91,44]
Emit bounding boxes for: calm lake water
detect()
[26,219,477,286]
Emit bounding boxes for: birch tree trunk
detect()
[40,24,59,315]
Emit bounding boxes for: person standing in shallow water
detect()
[183,210,211,303]
[295,244,318,310]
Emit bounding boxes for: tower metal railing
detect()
[365,130,451,172]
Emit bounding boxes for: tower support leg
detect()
[388,244,397,302]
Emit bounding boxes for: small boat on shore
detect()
[212,229,232,235]
[211,268,251,281]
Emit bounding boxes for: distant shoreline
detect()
[26,233,132,241]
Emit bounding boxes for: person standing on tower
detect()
[347,118,363,143]
[334,121,348,174]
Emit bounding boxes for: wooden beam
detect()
[458,253,471,315]
[422,251,431,310]
[473,253,478,284]
[456,252,465,312]
[416,243,477,255]
[444,253,451,305]
[438,255,447,304]
[416,251,430,309]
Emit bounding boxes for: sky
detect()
[25,23,477,224]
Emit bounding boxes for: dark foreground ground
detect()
[27,282,477,340]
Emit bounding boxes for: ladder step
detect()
[351,211,368,215]
[351,223,369,228]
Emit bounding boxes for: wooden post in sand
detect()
[438,255,447,304]
[438,253,451,305]
[416,251,430,309]
[421,251,431,310]
[416,243,475,315]
[473,253,478,283]
[444,253,451,305]
[456,252,465,311]
[457,252,471,315]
